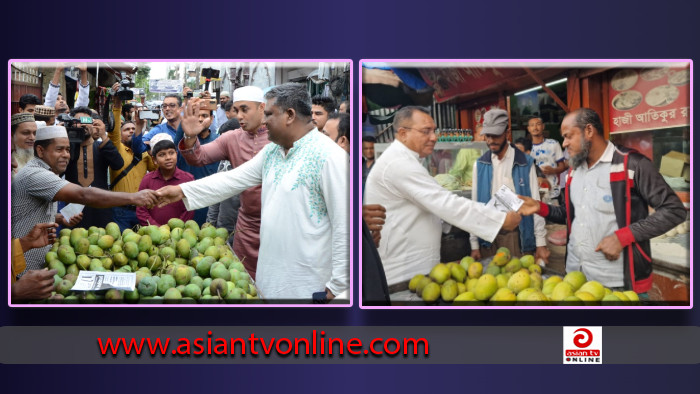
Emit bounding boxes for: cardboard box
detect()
[659,151,689,182]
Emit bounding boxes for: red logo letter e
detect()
[573,328,593,348]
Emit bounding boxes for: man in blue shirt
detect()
[139,93,182,152]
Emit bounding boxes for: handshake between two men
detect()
[119,186,186,209]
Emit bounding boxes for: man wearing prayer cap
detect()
[177,86,271,279]
[11,125,159,274]
[11,112,37,171]
[33,105,56,126]
[215,90,231,130]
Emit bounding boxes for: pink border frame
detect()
[8,59,354,308]
[358,59,693,310]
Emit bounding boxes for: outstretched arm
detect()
[54,182,158,209]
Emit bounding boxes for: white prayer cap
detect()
[149,133,174,148]
[36,125,68,141]
[35,121,47,128]
[233,86,264,103]
[220,91,231,98]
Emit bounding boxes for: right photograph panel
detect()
[360,60,691,308]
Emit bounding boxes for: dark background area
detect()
[3,0,698,391]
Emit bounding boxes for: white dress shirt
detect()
[365,139,506,286]
[180,129,349,299]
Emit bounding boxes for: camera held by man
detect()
[57,113,93,143]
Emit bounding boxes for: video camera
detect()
[57,113,93,143]
[115,72,134,101]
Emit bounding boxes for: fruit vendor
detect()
[470,109,549,263]
[177,86,271,279]
[364,106,522,287]
[11,125,159,274]
[155,83,349,301]
[518,108,686,293]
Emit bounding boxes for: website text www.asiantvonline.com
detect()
[97,330,429,357]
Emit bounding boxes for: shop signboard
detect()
[471,102,501,130]
[609,65,690,133]
[149,79,184,93]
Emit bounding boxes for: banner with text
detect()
[609,66,690,133]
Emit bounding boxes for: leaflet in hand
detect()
[71,271,136,292]
[485,185,524,213]
[59,203,85,222]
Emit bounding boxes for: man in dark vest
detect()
[471,109,549,263]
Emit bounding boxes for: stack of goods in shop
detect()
[407,247,640,306]
[44,219,260,304]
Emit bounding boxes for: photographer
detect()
[63,107,124,228]
[108,84,156,231]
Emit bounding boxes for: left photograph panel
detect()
[9,60,352,306]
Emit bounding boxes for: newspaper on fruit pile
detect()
[71,271,136,291]
[485,184,524,213]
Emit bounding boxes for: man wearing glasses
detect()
[364,106,521,287]
[140,94,182,151]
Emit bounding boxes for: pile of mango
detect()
[408,247,640,305]
[43,219,260,304]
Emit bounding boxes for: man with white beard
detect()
[11,113,37,171]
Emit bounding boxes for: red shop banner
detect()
[420,67,524,103]
[609,66,690,133]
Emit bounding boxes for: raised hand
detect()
[134,107,146,134]
[20,222,59,251]
[155,186,185,208]
[181,98,202,138]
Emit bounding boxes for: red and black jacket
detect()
[538,145,686,293]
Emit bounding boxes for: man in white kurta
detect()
[364,106,520,286]
[156,85,349,301]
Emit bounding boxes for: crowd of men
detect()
[11,66,351,303]
[362,107,685,304]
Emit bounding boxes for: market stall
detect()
[41,220,262,304]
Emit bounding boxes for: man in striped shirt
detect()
[11,125,158,275]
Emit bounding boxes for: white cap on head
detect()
[220,91,231,98]
[233,86,264,103]
[150,133,174,148]
[35,121,47,128]
[36,125,68,141]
